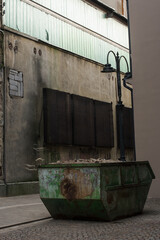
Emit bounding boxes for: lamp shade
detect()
[124,72,132,80]
[101,64,115,73]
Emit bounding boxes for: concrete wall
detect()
[0,40,3,179]
[3,31,133,185]
[0,5,4,180]
[129,0,160,197]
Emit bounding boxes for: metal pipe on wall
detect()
[122,0,124,15]
[123,79,136,161]
[126,0,132,76]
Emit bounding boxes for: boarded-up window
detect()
[116,105,134,148]
[72,95,95,146]
[43,88,114,148]
[95,101,114,147]
[43,88,72,145]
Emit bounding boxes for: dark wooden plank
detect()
[94,101,114,147]
[123,107,134,148]
[72,95,95,146]
[116,105,134,148]
[43,88,72,145]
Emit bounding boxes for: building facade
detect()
[128,0,160,197]
[0,0,132,196]
[102,0,127,17]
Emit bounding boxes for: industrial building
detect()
[0,0,133,196]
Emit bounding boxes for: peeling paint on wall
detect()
[8,69,24,98]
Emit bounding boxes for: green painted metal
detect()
[3,0,129,72]
[39,167,100,199]
[38,161,155,221]
[22,0,129,48]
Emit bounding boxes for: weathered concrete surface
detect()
[3,31,133,187]
[0,181,39,197]
[0,182,6,197]
[0,92,3,177]
[0,32,4,179]
[0,194,50,228]
[129,0,160,197]
[0,4,4,179]
[0,198,160,240]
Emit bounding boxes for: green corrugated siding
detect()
[28,0,129,48]
[3,0,129,72]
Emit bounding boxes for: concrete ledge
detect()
[0,184,6,197]
[0,181,39,197]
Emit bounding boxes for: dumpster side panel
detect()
[105,184,151,221]
[101,166,121,192]
[39,167,100,200]
[121,165,138,185]
[41,199,109,221]
[137,163,155,183]
[101,162,154,220]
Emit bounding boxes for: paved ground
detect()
[0,194,50,228]
[0,196,160,240]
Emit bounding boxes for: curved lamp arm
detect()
[119,55,130,72]
[107,50,117,64]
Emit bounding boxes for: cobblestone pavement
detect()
[0,198,160,240]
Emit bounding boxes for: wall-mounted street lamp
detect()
[101,50,131,161]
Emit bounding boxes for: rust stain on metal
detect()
[60,178,77,201]
[60,168,93,200]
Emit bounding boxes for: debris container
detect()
[38,161,155,221]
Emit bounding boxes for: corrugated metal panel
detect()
[30,0,129,48]
[3,0,129,72]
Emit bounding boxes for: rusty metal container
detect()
[38,161,155,221]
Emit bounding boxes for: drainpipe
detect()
[123,79,136,161]
[126,0,132,76]
[122,0,124,16]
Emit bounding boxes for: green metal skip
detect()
[38,161,155,221]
